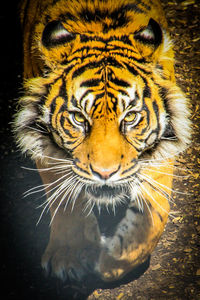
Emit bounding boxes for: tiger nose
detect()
[90,165,119,180]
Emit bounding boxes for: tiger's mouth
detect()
[86,185,121,198]
[85,184,130,205]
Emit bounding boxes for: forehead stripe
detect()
[51,96,65,128]
[80,78,101,88]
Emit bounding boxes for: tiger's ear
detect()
[134,18,162,48]
[42,21,75,48]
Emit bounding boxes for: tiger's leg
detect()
[36,160,101,282]
[96,160,173,281]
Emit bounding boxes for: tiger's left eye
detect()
[124,111,137,123]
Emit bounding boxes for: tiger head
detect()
[15,0,191,206]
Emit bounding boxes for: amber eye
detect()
[73,111,86,124]
[70,111,90,133]
[124,111,137,123]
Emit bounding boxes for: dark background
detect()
[0,1,199,300]
[0,1,59,299]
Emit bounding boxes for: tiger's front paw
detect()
[42,244,100,282]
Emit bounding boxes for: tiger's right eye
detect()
[70,111,90,134]
[73,111,86,124]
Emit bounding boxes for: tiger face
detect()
[15,0,191,207]
[44,60,168,202]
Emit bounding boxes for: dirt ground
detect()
[0,1,199,299]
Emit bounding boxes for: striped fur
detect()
[14,0,191,282]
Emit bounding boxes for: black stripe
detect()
[124,61,151,75]
[140,1,151,10]
[123,63,139,76]
[156,211,163,222]
[80,78,101,88]
[94,92,105,101]
[143,83,151,98]
[152,101,160,132]
[70,95,78,107]
[60,116,74,139]
[117,234,124,256]
[63,46,143,68]
[59,77,67,99]
[80,34,132,46]
[120,35,133,46]
[79,6,131,29]
[21,0,31,28]
[59,12,78,22]
[110,76,131,88]
[79,89,94,104]
[74,163,90,176]
[129,206,142,214]
[52,0,59,3]
[111,96,118,113]
[107,91,115,99]
[92,99,104,116]
[152,100,159,116]
[48,97,57,122]
[104,56,124,68]
[62,47,101,65]
[122,3,144,14]
[117,89,129,98]
[72,61,102,79]
[121,162,138,175]
[157,85,171,115]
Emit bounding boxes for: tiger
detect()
[14,0,191,283]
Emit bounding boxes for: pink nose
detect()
[90,165,119,180]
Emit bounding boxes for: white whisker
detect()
[25,125,47,134]
[138,150,180,163]
[129,180,143,212]
[24,171,73,198]
[139,191,154,226]
[69,181,84,210]
[29,150,73,163]
[112,198,116,215]
[161,137,177,141]
[140,173,191,196]
[49,177,79,225]
[23,183,46,198]
[135,192,144,212]
[83,198,92,214]
[139,174,175,205]
[139,178,170,217]
[36,202,50,226]
[129,179,154,225]
[84,199,95,217]
[141,166,189,179]
[97,198,101,214]
[36,176,74,208]
[48,175,78,209]
[36,174,79,225]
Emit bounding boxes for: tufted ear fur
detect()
[42,21,75,48]
[134,18,162,48]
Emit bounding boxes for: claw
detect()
[55,267,67,282]
[42,260,51,278]
[68,268,78,281]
